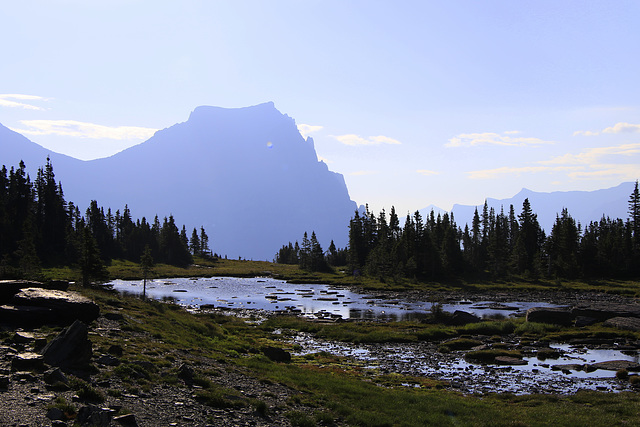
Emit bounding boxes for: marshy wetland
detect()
[108,276,640,396]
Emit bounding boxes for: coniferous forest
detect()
[0,159,210,282]
[279,182,640,281]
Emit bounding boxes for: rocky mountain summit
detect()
[0,103,357,260]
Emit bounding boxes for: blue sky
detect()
[2,0,640,215]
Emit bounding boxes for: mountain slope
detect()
[1,103,357,260]
[446,183,635,232]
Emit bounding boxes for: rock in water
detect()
[525,307,574,326]
[41,320,92,370]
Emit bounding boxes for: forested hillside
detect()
[0,159,209,281]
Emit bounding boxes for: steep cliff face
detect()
[0,103,357,260]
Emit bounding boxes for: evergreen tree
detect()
[190,228,201,256]
[140,244,154,298]
[513,198,544,277]
[546,208,580,278]
[200,226,210,257]
[80,226,108,286]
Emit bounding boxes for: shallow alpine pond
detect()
[107,277,640,395]
[107,276,563,320]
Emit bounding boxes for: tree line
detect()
[346,183,640,281]
[276,182,640,281]
[275,231,347,272]
[0,159,212,283]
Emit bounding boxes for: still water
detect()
[107,276,562,320]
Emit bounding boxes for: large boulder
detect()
[572,303,640,322]
[262,346,291,363]
[449,310,481,326]
[41,320,93,370]
[0,304,56,326]
[11,288,99,324]
[0,280,43,301]
[603,317,640,332]
[526,307,574,326]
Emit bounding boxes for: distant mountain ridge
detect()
[0,102,357,260]
[418,183,635,233]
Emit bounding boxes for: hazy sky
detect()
[2,1,640,215]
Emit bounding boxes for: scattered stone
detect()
[262,346,291,363]
[108,344,124,356]
[104,312,125,321]
[494,356,527,366]
[589,360,640,371]
[46,407,66,421]
[449,310,481,325]
[12,331,36,343]
[574,316,598,327]
[76,404,115,427]
[11,352,45,371]
[43,367,69,385]
[41,320,93,370]
[572,303,640,322]
[96,354,120,366]
[113,413,139,426]
[178,363,194,384]
[603,317,640,332]
[551,364,584,372]
[526,307,574,326]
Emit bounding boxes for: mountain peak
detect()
[188,102,279,122]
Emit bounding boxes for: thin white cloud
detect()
[603,122,640,134]
[416,169,439,176]
[573,130,600,137]
[566,164,640,180]
[542,143,640,165]
[573,122,640,137]
[446,131,552,148]
[12,120,158,140]
[350,170,379,176]
[469,142,640,180]
[297,124,323,139]
[0,94,48,110]
[334,134,401,146]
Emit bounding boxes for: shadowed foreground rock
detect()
[41,320,92,371]
[262,346,291,363]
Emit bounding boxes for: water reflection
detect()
[108,276,563,321]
